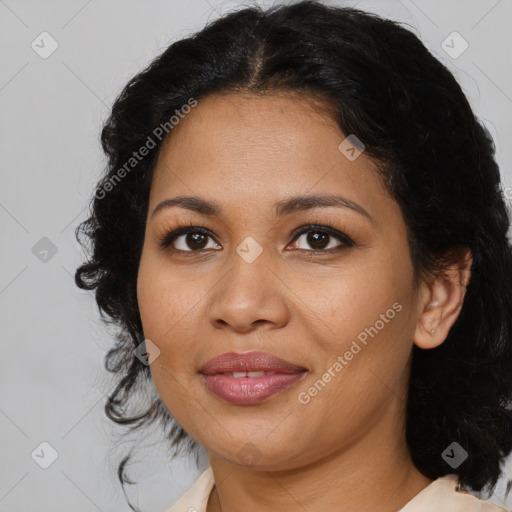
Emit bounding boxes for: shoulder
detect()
[164,468,510,512]
[165,466,215,512]
[399,474,510,512]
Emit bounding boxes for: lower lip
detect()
[201,372,306,405]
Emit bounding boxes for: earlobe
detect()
[413,248,472,350]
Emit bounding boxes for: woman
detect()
[75,2,512,511]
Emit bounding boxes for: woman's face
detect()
[137,92,426,470]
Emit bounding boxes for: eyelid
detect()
[157,224,216,250]
[288,223,354,249]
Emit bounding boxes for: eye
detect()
[158,225,221,253]
[288,224,354,252]
[158,223,354,255]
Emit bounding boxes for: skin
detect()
[136,92,472,512]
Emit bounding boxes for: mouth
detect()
[199,351,308,405]
[220,371,279,377]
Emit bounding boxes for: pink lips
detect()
[199,351,307,405]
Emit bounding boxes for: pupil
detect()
[187,233,207,249]
[308,232,328,249]
[184,232,330,251]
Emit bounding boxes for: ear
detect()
[414,247,473,350]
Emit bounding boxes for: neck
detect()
[205,396,433,512]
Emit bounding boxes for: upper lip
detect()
[199,351,307,375]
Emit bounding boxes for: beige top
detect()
[166,466,509,512]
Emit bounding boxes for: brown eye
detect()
[158,227,221,252]
[289,225,354,252]
[181,233,209,250]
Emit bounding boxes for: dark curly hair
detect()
[75,1,512,509]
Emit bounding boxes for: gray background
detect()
[1,0,511,510]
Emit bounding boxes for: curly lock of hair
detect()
[75,1,512,508]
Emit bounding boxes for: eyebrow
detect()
[151,194,371,220]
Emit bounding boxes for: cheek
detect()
[308,251,416,387]
[136,253,213,381]
[306,256,409,341]
[137,262,197,420]
[137,253,192,341]
[136,258,162,337]
[136,256,181,361]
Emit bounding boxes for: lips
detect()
[199,351,306,375]
[199,351,308,405]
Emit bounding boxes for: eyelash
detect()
[157,221,355,256]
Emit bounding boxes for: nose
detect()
[207,250,291,333]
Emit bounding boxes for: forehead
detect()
[154,92,340,171]
[150,92,392,220]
